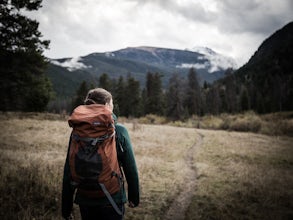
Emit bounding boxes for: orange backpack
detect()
[68,104,122,204]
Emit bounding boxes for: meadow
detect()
[0,112,292,219]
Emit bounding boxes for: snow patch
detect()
[176,62,209,70]
[105,52,115,57]
[178,46,238,73]
[50,57,91,72]
[192,46,238,72]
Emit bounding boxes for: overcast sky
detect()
[29,0,293,66]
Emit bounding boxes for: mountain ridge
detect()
[46,46,236,97]
[219,21,293,113]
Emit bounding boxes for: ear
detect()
[105,101,114,111]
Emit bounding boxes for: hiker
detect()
[62,88,140,220]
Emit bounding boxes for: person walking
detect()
[62,88,140,220]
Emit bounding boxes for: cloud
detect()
[215,0,293,35]
[135,0,217,23]
[177,63,208,70]
[50,57,91,71]
[142,0,293,35]
[27,0,293,66]
[177,47,237,73]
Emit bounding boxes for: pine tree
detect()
[124,75,141,117]
[99,73,112,91]
[114,76,126,116]
[184,68,201,116]
[145,72,165,115]
[223,69,238,113]
[71,81,88,110]
[166,74,184,120]
[0,0,52,111]
[240,85,249,111]
[205,84,220,115]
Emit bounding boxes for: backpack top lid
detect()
[68,104,114,138]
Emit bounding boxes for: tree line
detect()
[69,62,293,120]
[66,68,257,120]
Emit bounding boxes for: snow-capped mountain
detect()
[46,46,237,97]
[51,46,237,75]
[185,46,238,73]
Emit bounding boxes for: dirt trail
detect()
[164,131,203,220]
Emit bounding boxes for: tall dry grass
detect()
[0,113,196,219]
[0,115,69,219]
[186,129,293,220]
[170,111,293,137]
[123,123,197,220]
[1,112,292,219]
[136,111,293,137]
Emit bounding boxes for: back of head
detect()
[84,88,112,105]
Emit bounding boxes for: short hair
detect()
[84,88,112,105]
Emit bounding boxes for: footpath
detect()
[164,131,204,220]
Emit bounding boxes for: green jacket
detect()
[62,119,140,218]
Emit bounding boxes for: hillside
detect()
[45,46,236,98]
[45,64,98,98]
[217,21,293,113]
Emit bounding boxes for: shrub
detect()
[138,114,168,124]
[229,112,262,132]
[199,115,223,129]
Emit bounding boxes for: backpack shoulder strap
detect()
[116,134,125,161]
[99,183,123,215]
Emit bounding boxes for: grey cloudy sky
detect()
[29,0,293,66]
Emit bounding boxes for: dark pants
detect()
[79,204,124,220]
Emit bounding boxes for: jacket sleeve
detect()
[61,137,75,218]
[116,124,140,207]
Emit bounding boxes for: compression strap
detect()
[99,183,123,215]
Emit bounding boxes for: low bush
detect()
[228,112,262,132]
[138,114,168,124]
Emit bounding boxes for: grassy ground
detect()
[0,112,292,219]
[138,111,293,137]
[0,115,69,219]
[186,130,293,220]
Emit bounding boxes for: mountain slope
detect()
[46,46,237,98]
[221,21,293,112]
[242,21,293,70]
[46,63,98,98]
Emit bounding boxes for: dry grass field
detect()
[0,112,292,220]
[186,130,293,220]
